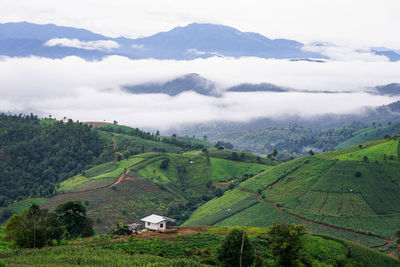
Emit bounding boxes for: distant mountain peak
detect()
[0,21,399,61]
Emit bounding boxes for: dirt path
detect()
[59,168,130,195]
[8,169,130,208]
[244,189,394,249]
[273,205,393,248]
[390,248,399,258]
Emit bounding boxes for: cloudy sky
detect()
[0,1,399,129]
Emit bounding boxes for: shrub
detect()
[354,171,362,178]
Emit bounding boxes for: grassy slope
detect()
[37,150,271,233]
[209,158,268,181]
[58,156,145,192]
[9,198,48,214]
[336,123,400,149]
[206,148,275,165]
[185,136,400,246]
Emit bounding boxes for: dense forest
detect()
[0,114,108,207]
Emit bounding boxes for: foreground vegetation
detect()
[1,225,398,266]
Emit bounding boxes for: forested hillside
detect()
[0,114,107,207]
[0,114,208,211]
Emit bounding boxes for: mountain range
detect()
[1,21,400,61]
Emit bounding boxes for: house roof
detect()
[140,214,175,224]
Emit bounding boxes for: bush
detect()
[354,171,362,178]
[160,158,170,169]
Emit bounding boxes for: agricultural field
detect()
[238,156,311,192]
[43,174,179,233]
[8,198,48,214]
[209,158,267,182]
[186,137,400,247]
[335,139,399,162]
[58,156,145,192]
[215,203,387,248]
[205,148,276,165]
[336,123,400,149]
[184,189,253,226]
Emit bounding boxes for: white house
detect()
[140,214,175,231]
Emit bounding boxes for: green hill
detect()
[336,123,400,149]
[9,148,274,233]
[185,136,400,248]
[0,115,227,224]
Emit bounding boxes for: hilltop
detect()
[184,135,400,249]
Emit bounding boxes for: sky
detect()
[1,0,400,48]
[0,1,400,129]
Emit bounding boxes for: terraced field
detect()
[185,136,400,247]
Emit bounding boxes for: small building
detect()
[140,214,175,231]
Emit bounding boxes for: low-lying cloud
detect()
[0,55,399,130]
[44,38,120,51]
[302,43,389,62]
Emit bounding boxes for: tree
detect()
[55,201,94,239]
[231,152,239,161]
[160,158,170,169]
[217,229,255,267]
[272,148,278,157]
[308,150,315,155]
[267,222,306,267]
[4,204,62,248]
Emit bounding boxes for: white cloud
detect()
[44,38,119,51]
[302,44,389,62]
[185,49,222,57]
[0,55,399,129]
[131,44,146,50]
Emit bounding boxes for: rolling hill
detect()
[184,135,400,248]
[6,145,274,233]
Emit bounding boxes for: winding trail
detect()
[240,188,394,249]
[273,205,393,249]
